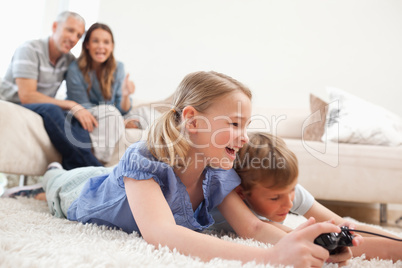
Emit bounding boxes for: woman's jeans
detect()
[22,103,102,170]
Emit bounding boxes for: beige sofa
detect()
[250,105,402,222]
[0,100,144,176]
[1,99,402,221]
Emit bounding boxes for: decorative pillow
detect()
[303,94,328,141]
[324,87,402,146]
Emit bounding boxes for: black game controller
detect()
[314,226,354,255]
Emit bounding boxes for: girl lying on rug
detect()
[37,71,361,267]
[210,132,402,262]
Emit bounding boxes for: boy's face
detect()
[239,180,297,223]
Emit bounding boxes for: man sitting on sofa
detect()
[0,11,103,171]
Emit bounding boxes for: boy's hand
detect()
[338,221,364,247]
[326,246,352,267]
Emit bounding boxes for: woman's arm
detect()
[65,62,92,107]
[64,64,98,132]
[114,62,134,114]
[120,73,135,112]
[305,201,402,261]
[124,177,340,267]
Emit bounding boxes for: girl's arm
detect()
[124,177,340,267]
[305,201,402,261]
[218,190,290,244]
[261,219,294,233]
[219,191,358,266]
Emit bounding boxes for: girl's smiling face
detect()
[241,180,297,223]
[192,90,252,170]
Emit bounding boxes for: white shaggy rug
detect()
[1,197,402,268]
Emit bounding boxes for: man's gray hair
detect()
[56,11,85,25]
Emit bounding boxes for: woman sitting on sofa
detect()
[65,22,137,164]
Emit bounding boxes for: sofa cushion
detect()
[324,87,402,146]
[303,94,328,141]
[0,100,61,175]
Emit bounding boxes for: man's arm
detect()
[17,78,76,110]
[17,78,98,131]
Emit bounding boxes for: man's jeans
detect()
[22,103,102,170]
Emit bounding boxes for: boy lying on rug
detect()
[2,71,360,268]
[210,132,402,262]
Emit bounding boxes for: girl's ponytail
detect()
[147,107,190,167]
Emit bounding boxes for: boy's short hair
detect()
[233,132,299,195]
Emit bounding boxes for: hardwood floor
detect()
[319,199,402,233]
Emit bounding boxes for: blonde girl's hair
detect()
[147,71,252,167]
[77,23,116,100]
[234,132,299,195]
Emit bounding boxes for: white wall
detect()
[96,0,402,116]
[2,1,401,116]
[0,0,47,76]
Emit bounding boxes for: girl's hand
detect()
[317,220,363,266]
[270,217,342,268]
[122,73,135,97]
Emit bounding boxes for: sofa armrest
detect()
[0,100,61,176]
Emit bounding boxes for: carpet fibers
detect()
[1,197,402,268]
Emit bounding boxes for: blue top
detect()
[67,141,241,234]
[65,60,130,115]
